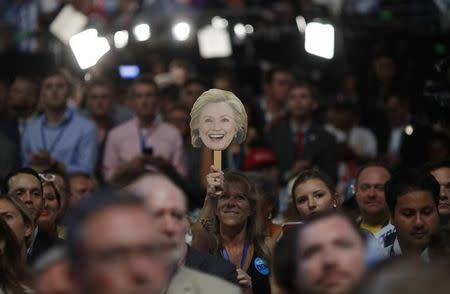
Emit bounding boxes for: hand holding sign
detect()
[190,89,247,169]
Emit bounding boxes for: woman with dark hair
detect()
[192,167,272,294]
[245,172,282,239]
[291,168,339,220]
[0,217,33,293]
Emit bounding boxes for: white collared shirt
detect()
[384,237,430,262]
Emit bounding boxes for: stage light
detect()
[50,4,88,45]
[234,23,246,39]
[211,16,228,29]
[198,25,232,59]
[172,21,191,41]
[114,30,129,48]
[245,24,254,34]
[296,16,307,33]
[304,22,334,59]
[70,29,110,70]
[133,24,151,41]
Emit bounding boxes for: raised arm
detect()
[191,165,224,253]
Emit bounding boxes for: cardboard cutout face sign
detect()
[190,89,247,151]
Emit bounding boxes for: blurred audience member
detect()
[272,228,297,294]
[83,79,133,181]
[268,82,338,183]
[245,172,282,239]
[213,71,236,92]
[290,168,340,221]
[362,53,401,128]
[103,76,186,182]
[426,131,450,162]
[32,246,71,294]
[6,74,40,133]
[169,59,190,88]
[294,211,366,294]
[180,78,207,109]
[0,131,20,180]
[355,163,393,245]
[68,172,96,208]
[430,225,450,260]
[355,259,450,294]
[66,189,175,294]
[127,173,240,288]
[243,147,279,185]
[376,93,431,169]
[426,160,450,225]
[325,101,377,193]
[0,77,8,112]
[3,168,59,264]
[42,166,71,225]
[159,84,180,119]
[257,66,293,129]
[37,174,63,240]
[166,103,203,207]
[0,217,33,294]
[384,169,440,261]
[0,74,39,179]
[192,168,272,294]
[0,194,33,263]
[21,69,97,174]
[326,102,377,161]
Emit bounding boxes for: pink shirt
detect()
[103,118,187,181]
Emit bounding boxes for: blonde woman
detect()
[190,89,247,151]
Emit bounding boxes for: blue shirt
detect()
[21,107,97,174]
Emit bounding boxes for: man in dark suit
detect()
[0,75,39,178]
[127,173,238,285]
[375,93,431,170]
[268,82,338,183]
[185,245,238,285]
[3,167,60,264]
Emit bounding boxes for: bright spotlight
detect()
[234,23,246,39]
[70,29,110,70]
[133,24,151,41]
[172,22,191,41]
[198,25,232,59]
[114,30,129,48]
[296,16,307,33]
[211,16,228,29]
[304,22,335,59]
[245,24,254,34]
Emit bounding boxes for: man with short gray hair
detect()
[127,173,240,293]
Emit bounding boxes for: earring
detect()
[333,200,337,209]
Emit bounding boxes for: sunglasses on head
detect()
[39,173,56,182]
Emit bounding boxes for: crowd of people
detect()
[0,56,449,294]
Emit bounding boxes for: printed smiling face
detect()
[199,101,238,151]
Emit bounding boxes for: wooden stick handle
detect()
[213,150,222,171]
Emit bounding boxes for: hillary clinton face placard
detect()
[190,89,247,151]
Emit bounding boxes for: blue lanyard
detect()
[40,118,69,153]
[222,241,249,269]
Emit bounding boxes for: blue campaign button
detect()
[254,257,270,276]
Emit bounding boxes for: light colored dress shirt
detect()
[384,237,430,262]
[102,118,187,181]
[21,107,97,174]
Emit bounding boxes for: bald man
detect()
[126,173,240,293]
